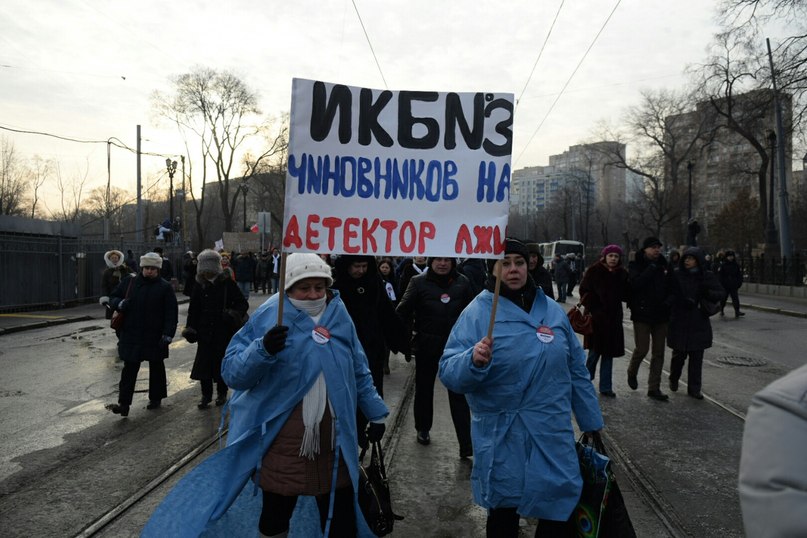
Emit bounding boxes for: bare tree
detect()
[0,136,28,216]
[48,161,88,222]
[27,155,52,219]
[84,185,130,235]
[153,67,276,237]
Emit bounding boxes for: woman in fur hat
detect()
[181,249,249,408]
[99,250,134,320]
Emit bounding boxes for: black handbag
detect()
[110,277,134,331]
[699,297,721,317]
[573,433,636,538]
[358,441,403,536]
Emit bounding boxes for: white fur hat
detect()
[196,249,222,275]
[104,250,124,269]
[284,253,333,291]
[140,252,163,269]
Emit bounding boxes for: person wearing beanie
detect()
[717,249,745,317]
[182,249,248,409]
[144,252,388,536]
[526,243,554,299]
[439,238,604,535]
[578,244,629,397]
[667,247,725,399]
[626,236,678,401]
[396,256,476,456]
[99,250,134,320]
[105,250,178,417]
[332,254,407,448]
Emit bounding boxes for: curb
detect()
[744,303,807,319]
[0,316,94,336]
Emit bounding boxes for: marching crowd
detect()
[95,236,798,538]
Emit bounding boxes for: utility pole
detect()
[765,130,779,246]
[767,38,792,258]
[136,125,143,243]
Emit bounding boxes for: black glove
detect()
[263,325,289,355]
[684,297,697,310]
[181,327,198,344]
[366,422,386,443]
[404,352,412,363]
[118,299,130,312]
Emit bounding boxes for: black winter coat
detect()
[529,266,555,299]
[395,266,475,359]
[627,251,677,323]
[186,273,249,381]
[717,259,743,291]
[667,249,726,351]
[579,261,629,357]
[332,256,407,363]
[110,274,178,363]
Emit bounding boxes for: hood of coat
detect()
[104,250,125,269]
[333,254,377,283]
[680,246,707,271]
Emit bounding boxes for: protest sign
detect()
[282,78,513,258]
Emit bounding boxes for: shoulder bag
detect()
[110,277,134,331]
[358,441,403,536]
[567,294,594,336]
[699,297,721,317]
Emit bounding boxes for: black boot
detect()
[197,396,212,409]
[106,403,130,417]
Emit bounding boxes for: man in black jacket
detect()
[526,243,555,299]
[626,237,678,401]
[717,250,745,318]
[396,257,476,457]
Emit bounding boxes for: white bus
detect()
[538,240,585,270]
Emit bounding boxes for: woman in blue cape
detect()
[438,239,604,537]
[143,253,388,537]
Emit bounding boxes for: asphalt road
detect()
[0,291,805,536]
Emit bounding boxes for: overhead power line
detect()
[350,0,388,89]
[0,123,180,159]
[515,0,623,166]
[516,0,566,108]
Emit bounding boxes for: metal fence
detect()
[737,252,806,286]
[0,232,188,312]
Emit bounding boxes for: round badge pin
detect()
[536,325,554,343]
[440,293,450,304]
[312,326,331,344]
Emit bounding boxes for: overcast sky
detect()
[1,0,777,210]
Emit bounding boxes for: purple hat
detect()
[601,244,623,258]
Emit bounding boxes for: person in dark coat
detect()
[458,257,487,296]
[397,256,429,298]
[99,250,134,320]
[579,244,629,397]
[332,254,406,447]
[667,247,725,399]
[181,249,249,408]
[181,251,197,297]
[667,249,681,271]
[717,249,745,317]
[396,257,476,457]
[106,252,178,417]
[377,257,399,376]
[552,254,571,302]
[255,252,272,294]
[526,243,555,299]
[125,249,139,273]
[233,252,256,299]
[153,247,174,282]
[626,237,679,401]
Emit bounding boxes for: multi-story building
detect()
[511,141,626,244]
[665,89,792,241]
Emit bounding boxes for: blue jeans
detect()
[556,282,568,302]
[236,280,250,299]
[586,350,613,393]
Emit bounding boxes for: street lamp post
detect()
[241,183,249,231]
[687,160,693,220]
[166,159,178,225]
[765,131,779,245]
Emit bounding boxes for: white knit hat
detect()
[196,249,222,275]
[140,252,163,269]
[284,253,333,291]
